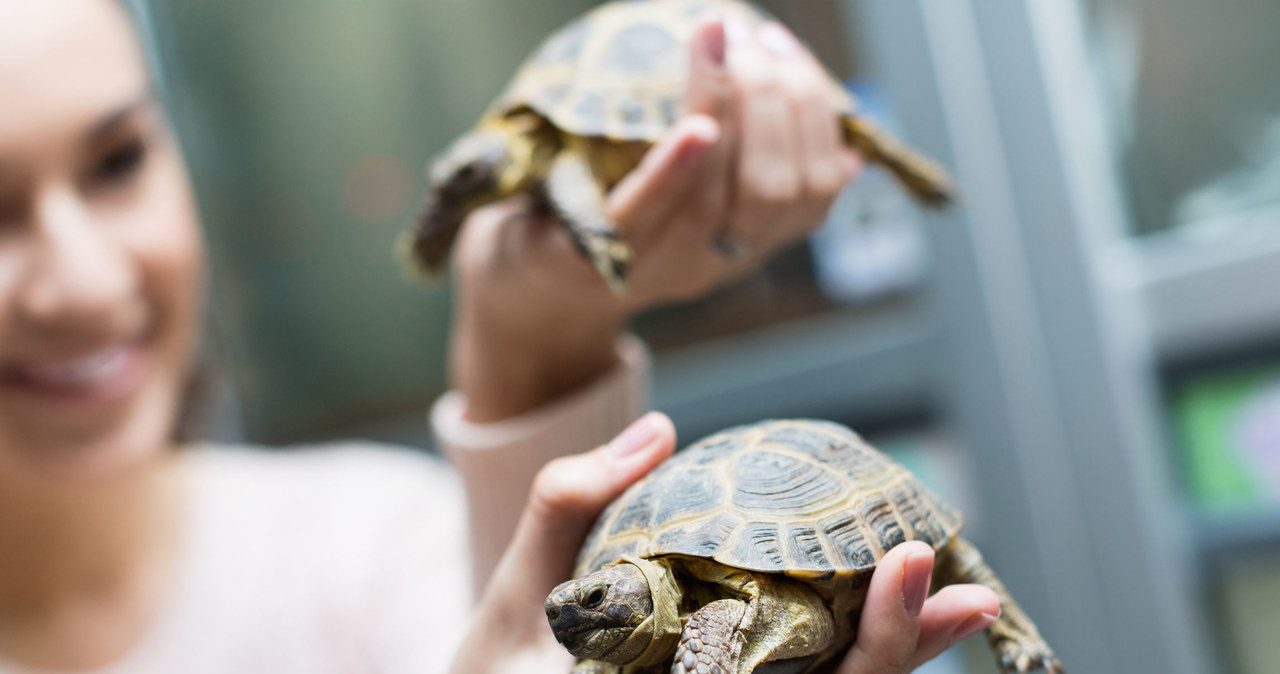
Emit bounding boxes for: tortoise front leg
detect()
[539,151,633,293]
[572,659,657,674]
[672,599,749,674]
[934,537,1065,673]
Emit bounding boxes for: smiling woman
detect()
[0,0,199,482]
[0,1,998,672]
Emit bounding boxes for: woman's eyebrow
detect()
[85,93,154,142]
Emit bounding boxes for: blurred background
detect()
[136,1,1280,673]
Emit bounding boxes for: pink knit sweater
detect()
[0,339,648,674]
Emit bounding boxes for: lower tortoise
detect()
[546,419,1063,674]
[406,0,955,293]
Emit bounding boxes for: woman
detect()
[0,1,1000,672]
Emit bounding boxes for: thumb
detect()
[488,412,676,609]
[838,541,934,674]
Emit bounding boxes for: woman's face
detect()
[0,0,203,482]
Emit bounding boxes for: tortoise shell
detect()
[576,419,963,581]
[491,0,857,142]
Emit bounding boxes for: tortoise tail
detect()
[842,116,956,208]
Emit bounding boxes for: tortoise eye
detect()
[582,585,607,608]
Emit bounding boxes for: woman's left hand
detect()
[448,413,678,674]
[448,413,1003,674]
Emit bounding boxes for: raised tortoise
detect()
[546,419,1063,674]
[406,0,954,293]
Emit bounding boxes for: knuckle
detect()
[806,163,848,200]
[528,457,584,517]
[733,62,778,95]
[781,70,817,104]
[744,165,801,206]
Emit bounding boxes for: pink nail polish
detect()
[607,413,662,457]
[703,22,727,66]
[952,611,1000,642]
[902,551,931,618]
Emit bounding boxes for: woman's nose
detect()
[17,187,135,326]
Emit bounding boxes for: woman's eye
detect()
[90,139,147,186]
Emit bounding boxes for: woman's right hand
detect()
[449,18,860,424]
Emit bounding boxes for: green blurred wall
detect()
[149,1,597,442]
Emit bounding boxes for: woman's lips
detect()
[1,344,148,404]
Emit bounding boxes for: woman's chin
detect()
[0,383,180,485]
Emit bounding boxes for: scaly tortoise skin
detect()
[405,0,955,293]
[545,420,1063,674]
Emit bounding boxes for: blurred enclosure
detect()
[142,1,1280,673]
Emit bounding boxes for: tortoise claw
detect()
[994,638,1062,672]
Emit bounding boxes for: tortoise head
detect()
[428,131,509,205]
[408,124,532,276]
[545,559,679,664]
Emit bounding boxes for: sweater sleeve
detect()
[431,335,650,596]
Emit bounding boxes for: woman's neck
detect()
[0,453,186,668]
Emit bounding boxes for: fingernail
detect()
[758,22,801,58]
[902,551,932,618]
[702,22,727,66]
[952,611,1000,642]
[607,413,663,457]
[678,116,719,164]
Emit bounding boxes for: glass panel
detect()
[1087,1,1280,236]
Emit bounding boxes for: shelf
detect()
[1132,211,1280,361]
[1192,508,1280,560]
[652,301,937,443]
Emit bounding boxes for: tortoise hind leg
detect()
[934,537,1064,673]
[842,116,955,208]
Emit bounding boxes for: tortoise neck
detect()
[616,556,682,667]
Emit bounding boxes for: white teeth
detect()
[22,348,129,387]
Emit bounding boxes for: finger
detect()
[613,19,737,299]
[605,114,720,239]
[725,19,800,247]
[837,541,933,674]
[764,24,851,242]
[683,19,730,117]
[908,584,1002,670]
[676,18,735,244]
[490,413,676,607]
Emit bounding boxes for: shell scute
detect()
[729,450,844,517]
[608,488,656,537]
[817,511,877,570]
[653,466,723,524]
[601,23,681,75]
[725,521,787,572]
[651,512,740,558]
[783,523,835,573]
